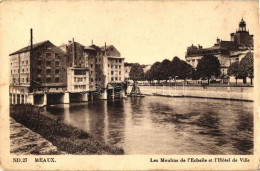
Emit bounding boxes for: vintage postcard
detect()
[0,0,259,170]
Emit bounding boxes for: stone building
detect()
[62,40,125,100]
[101,45,125,83]
[9,40,68,105]
[185,18,254,76]
[9,28,125,105]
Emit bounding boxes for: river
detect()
[46,96,253,155]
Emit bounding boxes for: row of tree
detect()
[129,52,253,85]
[228,52,254,85]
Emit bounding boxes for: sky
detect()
[0,1,258,65]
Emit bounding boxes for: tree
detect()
[228,61,240,85]
[196,55,221,85]
[129,63,144,81]
[191,68,199,80]
[150,62,162,82]
[169,56,193,81]
[178,61,193,81]
[169,56,181,78]
[159,59,171,82]
[239,52,254,85]
[144,69,152,83]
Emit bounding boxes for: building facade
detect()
[9,40,68,105]
[185,18,254,76]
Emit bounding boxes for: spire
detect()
[239,17,246,31]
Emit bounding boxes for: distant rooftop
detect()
[9,40,50,56]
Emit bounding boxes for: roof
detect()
[9,40,50,56]
[100,45,113,51]
[107,56,124,59]
[219,41,238,50]
[84,46,96,50]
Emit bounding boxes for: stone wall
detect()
[128,85,254,101]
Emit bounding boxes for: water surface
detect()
[46,96,253,155]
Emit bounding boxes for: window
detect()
[26,60,28,64]
[11,63,12,66]
[22,69,24,73]
[46,53,51,58]
[236,58,239,61]
[55,54,60,58]
[119,65,121,69]
[119,77,121,81]
[22,78,24,82]
[46,78,51,82]
[46,69,51,74]
[91,78,94,82]
[55,78,60,82]
[26,78,28,83]
[46,61,51,66]
[91,64,93,68]
[91,71,93,75]
[119,71,121,75]
[115,65,118,69]
[22,61,24,64]
[55,61,60,66]
[27,68,29,72]
[37,61,41,66]
[115,77,118,81]
[74,70,86,75]
[14,70,16,73]
[111,71,114,75]
[36,78,41,82]
[187,60,190,62]
[108,64,110,67]
[111,77,114,81]
[11,70,12,74]
[55,69,60,74]
[13,78,15,83]
[119,59,121,63]
[111,65,113,68]
[116,59,118,63]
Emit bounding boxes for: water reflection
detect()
[46,97,253,155]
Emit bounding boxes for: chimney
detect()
[216,37,220,44]
[91,40,93,45]
[72,38,75,67]
[105,42,107,56]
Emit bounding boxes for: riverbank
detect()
[10,118,66,154]
[130,85,254,101]
[10,104,124,155]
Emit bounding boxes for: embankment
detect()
[10,104,124,155]
[131,85,254,101]
[10,117,66,155]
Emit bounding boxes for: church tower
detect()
[233,18,254,47]
[238,18,246,31]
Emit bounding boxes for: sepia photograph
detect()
[0,0,259,170]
